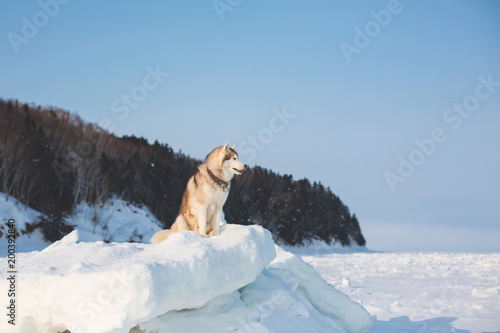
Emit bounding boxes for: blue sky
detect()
[1,0,499,252]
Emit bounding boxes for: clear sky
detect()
[1,0,499,252]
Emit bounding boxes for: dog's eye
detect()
[232,157,236,160]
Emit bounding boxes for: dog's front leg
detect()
[198,206,208,237]
[211,206,222,236]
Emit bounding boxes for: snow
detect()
[68,198,163,244]
[0,193,163,252]
[271,247,371,333]
[0,223,371,333]
[297,251,500,333]
[1,193,499,333]
[0,193,48,252]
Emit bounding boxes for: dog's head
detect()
[221,141,247,175]
[207,141,247,176]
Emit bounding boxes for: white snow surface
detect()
[0,224,371,333]
[0,193,163,252]
[0,193,48,252]
[297,250,500,333]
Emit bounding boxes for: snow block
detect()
[138,247,371,333]
[0,224,276,333]
[137,259,350,333]
[269,246,372,333]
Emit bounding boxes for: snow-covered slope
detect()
[68,198,163,243]
[0,224,371,333]
[0,192,163,252]
[0,193,48,252]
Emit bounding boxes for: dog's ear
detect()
[231,144,235,150]
[223,141,229,153]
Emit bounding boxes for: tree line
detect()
[0,99,366,246]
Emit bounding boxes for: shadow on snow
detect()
[370,316,471,333]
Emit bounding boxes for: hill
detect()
[0,99,366,247]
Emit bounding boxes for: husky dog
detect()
[151,141,247,244]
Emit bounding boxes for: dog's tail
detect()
[150,229,171,244]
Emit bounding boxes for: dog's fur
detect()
[151,142,247,244]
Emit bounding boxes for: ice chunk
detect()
[269,246,372,333]
[0,224,275,333]
[41,229,79,253]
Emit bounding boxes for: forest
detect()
[0,99,366,246]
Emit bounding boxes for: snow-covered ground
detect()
[1,193,499,333]
[292,249,500,333]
